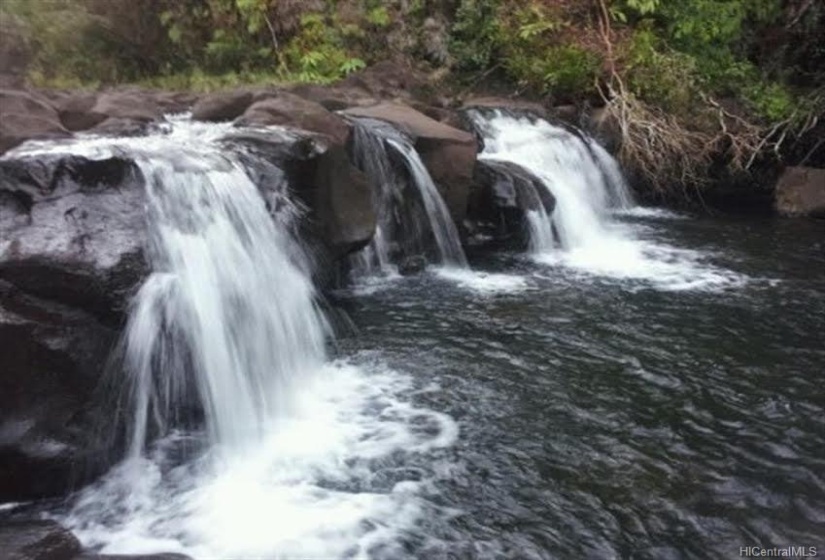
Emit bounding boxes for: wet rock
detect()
[236,92,351,146]
[469,160,555,245]
[310,145,375,259]
[0,154,148,322]
[0,519,81,560]
[398,255,427,275]
[0,90,70,154]
[226,128,375,264]
[342,102,476,223]
[775,166,825,217]
[0,280,117,502]
[191,90,253,122]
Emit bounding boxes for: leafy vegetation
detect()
[1,0,822,190]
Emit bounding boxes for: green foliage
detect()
[365,7,391,28]
[450,0,502,71]
[623,28,699,113]
[743,81,795,122]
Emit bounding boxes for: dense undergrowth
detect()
[1,0,823,192]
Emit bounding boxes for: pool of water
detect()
[332,211,825,559]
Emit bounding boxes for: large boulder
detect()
[0,154,148,322]
[285,83,377,112]
[309,145,375,259]
[342,102,476,223]
[191,90,253,122]
[0,520,81,560]
[0,282,116,501]
[226,128,376,265]
[0,90,70,154]
[469,159,555,246]
[55,93,105,132]
[88,91,162,123]
[235,92,351,146]
[775,166,825,217]
[0,152,146,501]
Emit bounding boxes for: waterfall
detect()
[470,110,634,253]
[124,148,328,456]
[349,118,468,274]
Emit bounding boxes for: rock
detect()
[88,91,162,123]
[0,154,148,322]
[191,90,253,122]
[226,128,376,264]
[286,83,377,112]
[398,254,427,275]
[152,91,198,114]
[0,281,115,501]
[775,166,825,217]
[468,160,555,246]
[236,92,351,145]
[342,102,476,223]
[0,519,81,560]
[309,145,375,259]
[55,93,105,132]
[0,90,70,154]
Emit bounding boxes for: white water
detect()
[349,119,468,277]
[6,117,459,558]
[473,112,746,290]
[386,139,468,268]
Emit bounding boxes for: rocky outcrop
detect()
[0,153,147,501]
[342,102,476,223]
[309,146,375,259]
[0,154,148,322]
[0,90,70,153]
[191,90,253,122]
[775,166,825,218]
[468,159,556,245]
[0,520,81,560]
[236,91,351,146]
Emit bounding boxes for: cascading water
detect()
[349,118,468,275]
[470,110,633,252]
[123,147,328,457]
[4,117,459,558]
[470,110,744,289]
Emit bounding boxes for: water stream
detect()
[1,115,822,559]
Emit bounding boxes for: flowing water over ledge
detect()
[2,118,823,558]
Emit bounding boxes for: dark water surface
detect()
[335,213,825,559]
